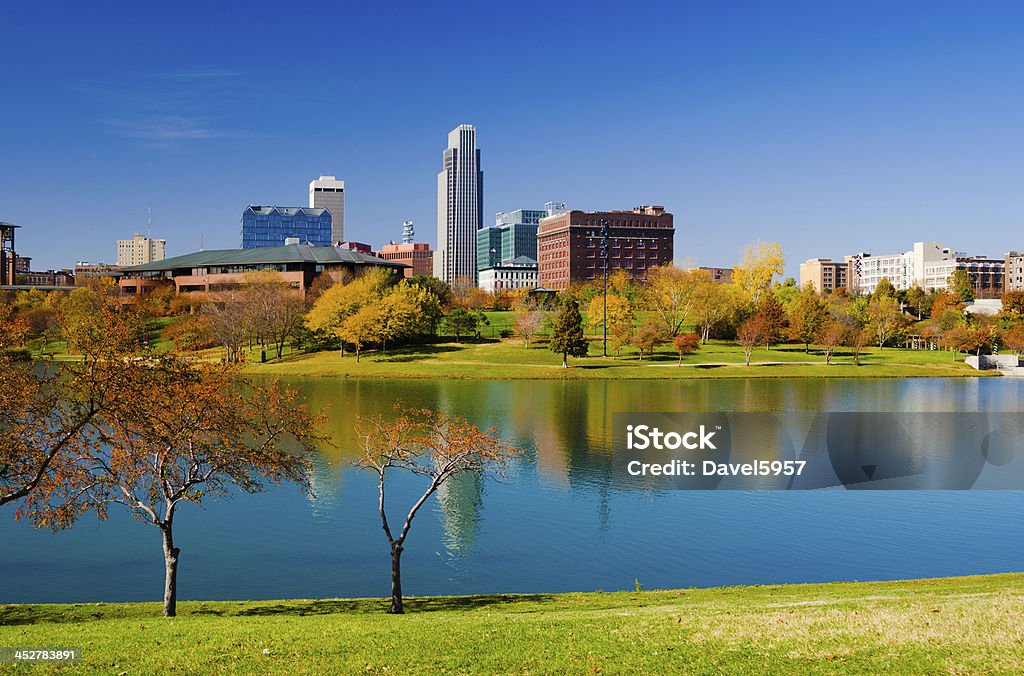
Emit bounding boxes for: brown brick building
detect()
[374,242,434,278]
[536,206,674,290]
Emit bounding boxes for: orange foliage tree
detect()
[22,356,325,617]
[352,408,522,614]
[1,304,141,508]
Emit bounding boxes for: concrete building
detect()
[478,256,538,294]
[118,244,406,301]
[241,206,332,249]
[74,262,121,284]
[799,258,848,294]
[536,206,674,291]
[375,242,433,278]
[1006,252,1024,292]
[845,242,956,294]
[697,266,734,284]
[844,241,1004,297]
[476,208,547,271]
[435,124,483,285]
[337,241,372,254]
[1,222,20,286]
[117,232,166,267]
[309,175,345,244]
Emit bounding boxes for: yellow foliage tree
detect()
[733,241,785,306]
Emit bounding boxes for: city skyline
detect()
[2,1,1024,277]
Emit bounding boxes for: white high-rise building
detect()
[435,124,483,284]
[117,232,166,267]
[309,175,345,244]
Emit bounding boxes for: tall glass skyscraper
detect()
[241,206,333,249]
[435,124,483,284]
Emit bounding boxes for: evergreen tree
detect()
[549,299,589,367]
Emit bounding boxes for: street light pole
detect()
[601,218,609,357]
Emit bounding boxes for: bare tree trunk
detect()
[562,354,567,368]
[161,524,180,618]
[389,542,404,614]
[355,345,361,363]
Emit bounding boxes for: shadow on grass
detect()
[0,594,563,625]
[373,345,463,363]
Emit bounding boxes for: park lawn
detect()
[2,573,1023,674]
[246,337,989,380]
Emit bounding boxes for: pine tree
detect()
[548,299,589,368]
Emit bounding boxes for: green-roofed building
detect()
[118,243,407,300]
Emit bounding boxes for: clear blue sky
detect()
[2,0,1022,277]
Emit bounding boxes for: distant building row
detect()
[801,242,1024,297]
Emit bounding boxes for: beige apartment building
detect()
[117,232,166,267]
[1007,252,1024,292]
[800,258,848,294]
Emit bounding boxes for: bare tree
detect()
[202,290,251,362]
[352,408,522,614]
[736,316,764,366]
[513,310,546,349]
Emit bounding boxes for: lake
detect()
[2,377,1024,604]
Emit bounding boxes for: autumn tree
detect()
[641,266,707,337]
[673,333,700,365]
[753,293,788,349]
[999,290,1024,323]
[240,270,305,360]
[736,316,764,366]
[789,288,828,352]
[202,290,252,362]
[512,309,546,349]
[818,319,847,365]
[847,326,869,366]
[305,268,396,352]
[548,299,589,368]
[631,320,663,361]
[24,357,323,617]
[351,407,521,613]
[930,292,967,331]
[733,241,784,306]
[867,297,908,349]
[586,293,635,340]
[691,281,736,343]
[1003,324,1024,357]
[941,326,985,362]
[0,308,137,508]
[338,304,382,362]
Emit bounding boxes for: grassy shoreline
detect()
[3,572,1022,673]
[241,337,994,380]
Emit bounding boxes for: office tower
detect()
[241,206,332,248]
[435,124,483,284]
[117,232,166,266]
[477,208,547,271]
[309,175,345,244]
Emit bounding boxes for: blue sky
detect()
[1,0,1022,277]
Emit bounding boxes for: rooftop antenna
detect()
[200,234,204,251]
[402,220,414,244]
[147,201,152,237]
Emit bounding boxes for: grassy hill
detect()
[2,573,1022,673]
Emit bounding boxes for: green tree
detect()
[871,277,897,302]
[548,299,589,368]
[867,297,908,349]
[948,269,975,303]
[442,308,478,342]
[905,284,926,320]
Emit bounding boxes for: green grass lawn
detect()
[2,573,1022,673]
[246,336,990,380]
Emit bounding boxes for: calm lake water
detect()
[3,377,1024,604]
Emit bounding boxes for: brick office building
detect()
[375,242,434,278]
[536,206,674,290]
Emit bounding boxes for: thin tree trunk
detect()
[389,542,404,614]
[355,345,361,363]
[161,525,180,618]
[562,353,567,368]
